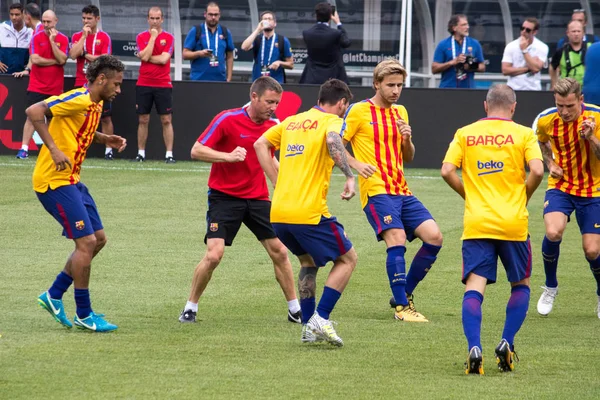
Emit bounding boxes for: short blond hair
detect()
[554,78,581,98]
[373,59,407,84]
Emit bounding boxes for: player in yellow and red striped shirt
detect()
[533,77,600,318]
[341,59,443,322]
[28,55,126,332]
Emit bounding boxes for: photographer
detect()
[432,14,485,88]
[241,11,293,83]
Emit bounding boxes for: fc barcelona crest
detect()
[210,222,218,232]
[383,215,392,224]
[160,39,167,45]
[75,220,85,230]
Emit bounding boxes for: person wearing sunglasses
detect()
[501,17,548,91]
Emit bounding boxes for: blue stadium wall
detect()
[0,76,552,168]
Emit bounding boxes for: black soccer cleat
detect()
[165,156,176,164]
[495,339,517,372]
[132,154,145,162]
[465,346,484,375]
[105,151,114,160]
[287,309,302,324]
[179,309,197,323]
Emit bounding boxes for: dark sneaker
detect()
[288,309,302,324]
[465,346,484,375]
[16,149,29,159]
[389,296,397,308]
[104,151,114,160]
[179,309,197,323]
[132,154,145,162]
[165,156,176,164]
[495,339,518,372]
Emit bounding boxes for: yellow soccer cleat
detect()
[465,346,485,375]
[394,304,429,322]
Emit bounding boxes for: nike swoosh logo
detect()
[79,319,97,330]
[595,223,600,228]
[49,299,61,315]
[240,134,250,138]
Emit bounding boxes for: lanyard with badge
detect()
[205,24,219,67]
[260,33,276,76]
[452,37,467,82]
[82,31,98,74]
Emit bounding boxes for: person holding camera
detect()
[241,11,293,84]
[432,14,485,89]
[183,2,234,82]
[501,17,548,91]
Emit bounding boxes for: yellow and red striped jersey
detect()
[341,99,411,208]
[33,88,103,193]
[534,103,600,197]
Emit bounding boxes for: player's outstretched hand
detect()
[227,146,247,162]
[356,162,376,179]
[50,148,72,172]
[106,135,127,152]
[341,177,356,201]
[549,164,564,180]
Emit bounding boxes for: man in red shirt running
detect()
[133,6,176,163]
[16,9,68,159]
[69,5,116,160]
[179,76,301,324]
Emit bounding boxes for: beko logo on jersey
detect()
[467,134,514,147]
[285,144,305,157]
[477,160,504,175]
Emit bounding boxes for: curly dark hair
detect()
[85,55,125,83]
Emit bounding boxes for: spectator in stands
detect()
[182,2,234,82]
[299,2,350,85]
[0,3,33,75]
[555,9,599,51]
[432,14,485,89]
[134,6,176,163]
[12,2,42,79]
[501,17,548,91]
[69,5,116,160]
[241,10,293,84]
[583,42,600,106]
[550,20,589,88]
[16,9,68,160]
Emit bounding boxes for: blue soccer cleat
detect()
[16,149,29,159]
[38,291,73,328]
[73,312,118,332]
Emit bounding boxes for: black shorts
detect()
[205,189,277,246]
[135,86,173,115]
[27,91,51,107]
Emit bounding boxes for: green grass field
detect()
[1,155,599,399]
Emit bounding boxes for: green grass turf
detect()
[1,155,599,399]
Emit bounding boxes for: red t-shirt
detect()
[136,30,174,88]
[28,30,69,95]
[198,107,278,200]
[71,30,112,87]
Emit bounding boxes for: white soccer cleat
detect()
[537,286,558,316]
[301,324,323,343]
[306,313,343,347]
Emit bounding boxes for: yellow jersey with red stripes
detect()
[534,103,600,197]
[444,117,543,241]
[33,88,103,193]
[264,106,342,224]
[341,99,411,209]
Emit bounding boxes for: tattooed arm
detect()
[587,136,600,160]
[327,131,356,200]
[539,140,563,180]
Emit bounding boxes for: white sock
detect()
[288,299,301,314]
[166,151,173,158]
[185,301,198,313]
[21,145,28,151]
[138,150,146,158]
[105,147,112,154]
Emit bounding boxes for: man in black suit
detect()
[300,2,351,84]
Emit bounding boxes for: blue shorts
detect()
[543,189,600,235]
[462,238,532,284]
[272,216,353,267]
[36,182,103,239]
[363,194,434,242]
